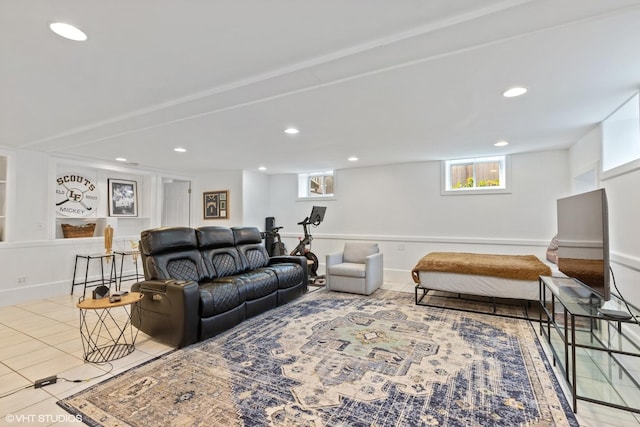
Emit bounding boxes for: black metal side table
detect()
[77,292,143,363]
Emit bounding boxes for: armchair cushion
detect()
[343,242,379,263]
[329,262,366,278]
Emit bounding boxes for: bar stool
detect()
[71,254,118,296]
[114,250,144,288]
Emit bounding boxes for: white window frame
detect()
[601,92,640,180]
[441,155,511,195]
[298,171,335,199]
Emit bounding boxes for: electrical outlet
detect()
[17,276,27,284]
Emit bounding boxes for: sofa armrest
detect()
[269,255,304,266]
[131,279,200,348]
[364,252,384,288]
[365,252,383,271]
[326,251,344,269]
[269,255,309,276]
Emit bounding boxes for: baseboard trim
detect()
[0,280,71,306]
[279,232,550,247]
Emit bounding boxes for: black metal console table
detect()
[539,275,640,414]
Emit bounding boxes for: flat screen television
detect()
[556,188,610,299]
[556,188,628,318]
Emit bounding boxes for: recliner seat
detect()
[132,225,308,347]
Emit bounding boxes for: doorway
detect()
[162,180,191,227]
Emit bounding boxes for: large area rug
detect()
[59,289,578,426]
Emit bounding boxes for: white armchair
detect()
[326,242,383,295]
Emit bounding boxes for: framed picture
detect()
[203,190,228,219]
[108,179,138,217]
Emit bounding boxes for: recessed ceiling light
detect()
[494,141,509,147]
[284,127,299,135]
[115,157,127,162]
[49,22,87,41]
[174,147,187,153]
[258,166,267,171]
[348,156,359,162]
[502,87,527,98]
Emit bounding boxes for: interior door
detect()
[162,180,191,227]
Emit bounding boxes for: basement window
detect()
[298,171,334,199]
[442,155,510,195]
[601,92,640,180]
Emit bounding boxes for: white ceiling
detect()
[2,0,640,174]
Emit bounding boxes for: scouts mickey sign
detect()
[55,174,99,217]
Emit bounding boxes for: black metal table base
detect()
[415,285,537,321]
[78,299,141,363]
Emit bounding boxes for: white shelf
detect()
[55,217,151,239]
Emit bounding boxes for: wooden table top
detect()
[77,291,143,310]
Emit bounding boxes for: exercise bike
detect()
[265,226,287,256]
[290,206,326,278]
[270,227,287,256]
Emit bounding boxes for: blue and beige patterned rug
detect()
[58,289,578,426]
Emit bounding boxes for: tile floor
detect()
[0,280,638,426]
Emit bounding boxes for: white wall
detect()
[570,125,640,309]
[9,149,50,241]
[602,169,640,306]
[193,170,244,228]
[265,150,571,281]
[241,170,270,229]
[569,126,602,194]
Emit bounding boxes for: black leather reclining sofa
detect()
[130,226,308,347]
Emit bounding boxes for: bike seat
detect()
[271,226,283,231]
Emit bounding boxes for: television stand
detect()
[539,275,640,414]
[598,299,633,320]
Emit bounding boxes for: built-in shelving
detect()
[54,217,152,239]
[55,162,156,241]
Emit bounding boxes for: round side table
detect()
[77,291,143,363]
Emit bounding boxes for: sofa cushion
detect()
[237,269,278,300]
[233,227,270,270]
[267,264,305,289]
[328,262,366,278]
[197,227,244,278]
[203,248,244,277]
[196,226,235,249]
[140,227,208,282]
[199,280,245,318]
[343,242,379,264]
[141,227,198,256]
[546,234,559,264]
[143,249,207,282]
[240,246,270,269]
[232,226,262,245]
